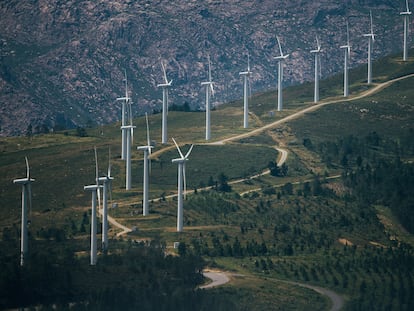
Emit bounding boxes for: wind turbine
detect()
[340,21,351,97]
[116,70,131,160]
[157,61,172,144]
[98,148,113,253]
[310,35,322,103]
[363,10,376,84]
[401,0,412,61]
[84,148,103,265]
[201,56,215,140]
[171,138,194,232]
[137,113,154,216]
[239,53,251,128]
[13,157,35,266]
[274,36,290,111]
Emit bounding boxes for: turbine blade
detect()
[129,102,133,126]
[184,144,194,159]
[407,0,410,12]
[172,138,184,158]
[316,35,321,51]
[247,52,250,72]
[161,61,168,84]
[27,183,32,222]
[149,152,152,175]
[277,36,283,57]
[208,55,212,82]
[94,147,99,183]
[145,112,151,147]
[25,156,30,179]
[318,54,322,78]
[370,10,373,34]
[210,83,215,97]
[108,181,113,205]
[124,69,128,99]
[108,147,112,178]
[346,20,350,47]
[94,147,101,211]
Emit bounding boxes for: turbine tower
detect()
[310,35,322,103]
[116,70,131,160]
[363,10,376,84]
[340,22,351,97]
[401,0,412,61]
[201,56,215,140]
[121,123,135,190]
[171,138,194,232]
[98,149,113,253]
[274,36,290,111]
[137,113,154,216]
[239,53,251,128]
[157,61,172,144]
[13,157,35,266]
[84,148,102,265]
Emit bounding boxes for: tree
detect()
[76,126,87,137]
[178,242,187,256]
[217,173,231,192]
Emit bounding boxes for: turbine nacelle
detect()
[274,54,290,60]
[239,70,251,76]
[340,44,351,56]
[116,96,131,102]
[401,0,411,14]
[363,33,376,42]
[201,81,215,96]
[157,80,173,87]
[311,35,322,53]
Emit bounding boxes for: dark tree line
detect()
[0,239,207,310]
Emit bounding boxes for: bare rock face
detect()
[0,0,403,136]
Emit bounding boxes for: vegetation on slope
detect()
[0,51,414,310]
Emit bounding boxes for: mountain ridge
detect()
[0,0,408,136]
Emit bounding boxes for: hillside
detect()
[0,0,411,136]
[0,51,414,310]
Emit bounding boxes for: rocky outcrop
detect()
[0,0,404,136]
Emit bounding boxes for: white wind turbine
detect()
[310,35,322,103]
[363,10,376,84]
[137,113,154,216]
[401,0,412,61]
[84,148,103,265]
[274,36,290,111]
[13,157,35,266]
[157,61,172,144]
[98,148,113,253]
[340,21,351,97]
[201,56,215,140]
[171,138,194,232]
[116,70,131,160]
[239,53,251,128]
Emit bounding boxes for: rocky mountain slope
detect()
[0,0,408,136]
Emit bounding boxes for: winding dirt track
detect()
[107,73,414,310]
[200,271,344,310]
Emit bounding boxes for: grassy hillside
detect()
[1,50,414,310]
